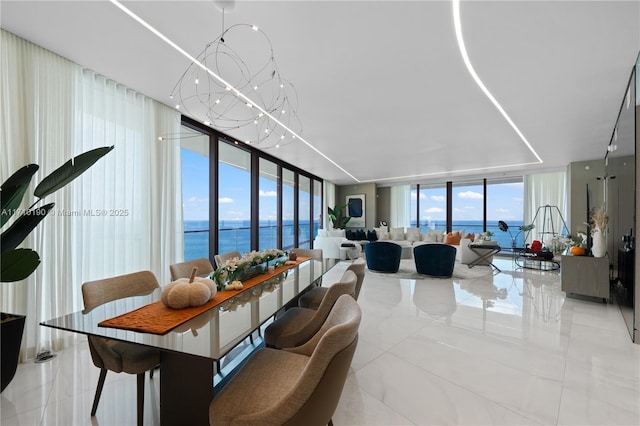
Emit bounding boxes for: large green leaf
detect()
[34,146,114,199]
[1,203,54,253]
[0,249,41,282]
[0,164,39,228]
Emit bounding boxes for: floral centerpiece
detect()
[212,249,288,291]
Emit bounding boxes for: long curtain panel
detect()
[390,184,411,228]
[0,30,182,359]
[523,172,568,244]
[324,181,335,228]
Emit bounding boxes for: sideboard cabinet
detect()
[561,255,609,302]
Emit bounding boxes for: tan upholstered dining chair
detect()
[264,269,357,349]
[209,294,362,426]
[169,257,215,281]
[81,271,161,426]
[214,250,242,269]
[298,257,365,309]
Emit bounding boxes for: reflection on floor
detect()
[2,257,639,425]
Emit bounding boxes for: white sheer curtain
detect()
[524,172,568,244]
[323,181,336,229]
[390,184,411,228]
[1,30,182,359]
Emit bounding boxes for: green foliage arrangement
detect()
[328,203,351,229]
[1,146,114,282]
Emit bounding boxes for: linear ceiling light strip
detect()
[109,0,360,182]
[452,0,542,164]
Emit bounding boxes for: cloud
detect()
[496,208,510,214]
[219,197,234,204]
[431,195,445,202]
[425,207,444,213]
[259,190,277,197]
[411,192,427,200]
[458,190,483,199]
[187,196,208,203]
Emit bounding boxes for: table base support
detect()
[160,351,213,425]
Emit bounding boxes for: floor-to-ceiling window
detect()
[417,185,447,232]
[218,139,251,253]
[451,181,484,235]
[181,127,210,261]
[313,179,322,241]
[282,168,296,250]
[487,178,525,249]
[180,117,323,260]
[410,179,524,248]
[298,175,311,248]
[258,158,279,250]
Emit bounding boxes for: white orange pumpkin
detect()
[161,267,217,309]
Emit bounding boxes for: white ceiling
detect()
[2,0,639,185]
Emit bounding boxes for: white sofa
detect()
[313,227,494,265]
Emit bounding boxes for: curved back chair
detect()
[214,250,242,269]
[413,243,457,277]
[169,257,215,281]
[209,294,362,426]
[298,257,366,309]
[364,241,402,273]
[291,248,323,260]
[264,270,357,349]
[81,271,161,426]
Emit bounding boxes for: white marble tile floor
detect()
[2,257,639,425]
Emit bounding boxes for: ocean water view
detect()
[184,220,318,261]
[184,220,524,261]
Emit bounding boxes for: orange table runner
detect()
[99,257,310,335]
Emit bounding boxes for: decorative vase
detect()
[591,227,606,257]
[1,313,26,392]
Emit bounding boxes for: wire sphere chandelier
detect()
[170,23,302,148]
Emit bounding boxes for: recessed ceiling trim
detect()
[358,160,542,184]
[452,0,543,164]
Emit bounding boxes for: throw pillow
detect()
[346,230,356,240]
[422,232,437,243]
[390,231,405,241]
[367,230,378,241]
[356,229,367,240]
[444,231,461,245]
[423,229,445,242]
[378,231,390,240]
[463,233,475,240]
[405,228,421,242]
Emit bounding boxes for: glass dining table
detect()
[40,258,339,425]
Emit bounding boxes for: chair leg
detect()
[137,372,145,426]
[91,368,108,416]
[328,419,334,426]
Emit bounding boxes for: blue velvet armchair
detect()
[364,241,402,273]
[413,243,457,277]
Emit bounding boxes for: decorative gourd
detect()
[570,246,586,256]
[161,267,217,309]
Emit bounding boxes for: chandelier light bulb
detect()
[175,104,180,109]
[195,78,199,85]
[215,99,221,104]
[251,25,258,31]
[265,128,269,134]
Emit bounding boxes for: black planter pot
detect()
[1,313,26,392]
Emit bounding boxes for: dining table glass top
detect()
[40,258,338,360]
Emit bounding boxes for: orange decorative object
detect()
[570,246,586,256]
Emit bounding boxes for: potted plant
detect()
[328,203,351,229]
[1,146,113,392]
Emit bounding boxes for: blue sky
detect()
[183,148,524,225]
